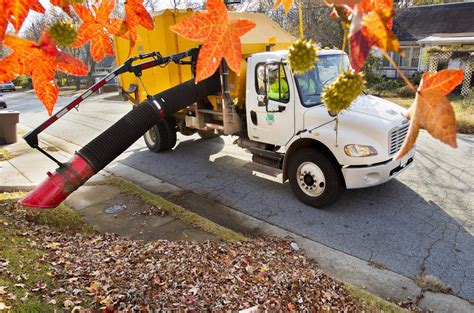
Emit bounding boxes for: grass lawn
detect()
[382,95,474,134]
[0,192,94,311]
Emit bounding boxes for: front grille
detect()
[389,123,409,155]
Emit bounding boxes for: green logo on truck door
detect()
[266,112,274,125]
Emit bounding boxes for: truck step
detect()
[197,109,223,116]
[205,123,224,130]
[248,147,284,161]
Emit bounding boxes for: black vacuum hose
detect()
[77,74,221,173]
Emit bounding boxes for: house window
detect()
[382,47,421,69]
[399,48,410,68]
[411,47,420,69]
[383,52,401,68]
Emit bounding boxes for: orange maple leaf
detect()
[71,0,122,62]
[358,0,393,13]
[0,34,89,115]
[395,69,464,160]
[421,69,465,95]
[118,0,154,44]
[362,8,399,52]
[0,0,45,41]
[349,0,398,72]
[50,0,74,16]
[274,0,294,13]
[324,0,362,5]
[170,0,256,83]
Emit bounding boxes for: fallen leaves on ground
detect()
[1,202,359,311]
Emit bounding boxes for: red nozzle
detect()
[19,154,95,209]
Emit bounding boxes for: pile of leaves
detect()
[0,201,361,311]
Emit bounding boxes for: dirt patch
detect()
[58,87,87,97]
[413,275,452,294]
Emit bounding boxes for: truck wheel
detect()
[197,130,218,140]
[288,148,343,208]
[144,119,176,152]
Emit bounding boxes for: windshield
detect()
[295,54,350,107]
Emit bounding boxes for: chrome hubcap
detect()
[145,127,157,145]
[297,162,326,197]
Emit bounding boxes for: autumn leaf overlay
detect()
[170,0,256,83]
[0,0,45,42]
[0,0,154,115]
[71,0,122,62]
[394,69,464,160]
[0,33,88,115]
[281,0,464,156]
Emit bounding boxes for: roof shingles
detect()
[393,3,474,42]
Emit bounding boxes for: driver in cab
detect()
[298,72,316,96]
[267,66,289,102]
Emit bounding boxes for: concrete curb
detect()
[0,185,35,192]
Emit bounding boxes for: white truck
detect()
[20,11,415,209]
[142,48,415,207]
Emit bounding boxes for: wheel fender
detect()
[283,138,341,182]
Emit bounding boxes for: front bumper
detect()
[341,146,416,189]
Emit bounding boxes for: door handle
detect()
[250,111,257,125]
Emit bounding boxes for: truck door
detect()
[247,62,295,146]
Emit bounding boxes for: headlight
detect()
[344,144,378,157]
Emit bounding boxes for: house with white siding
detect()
[379,2,474,95]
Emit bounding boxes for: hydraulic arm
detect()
[19,49,221,208]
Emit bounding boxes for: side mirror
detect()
[267,102,286,113]
[257,94,267,107]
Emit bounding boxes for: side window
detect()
[267,64,289,103]
[256,64,266,95]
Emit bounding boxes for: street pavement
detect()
[2,90,473,301]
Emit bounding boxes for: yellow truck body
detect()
[114,9,294,105]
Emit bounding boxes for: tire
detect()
[197,130,218,140]
[288,148,344,208]
[143,119,177,152]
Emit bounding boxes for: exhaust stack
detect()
[19,75,220,208]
